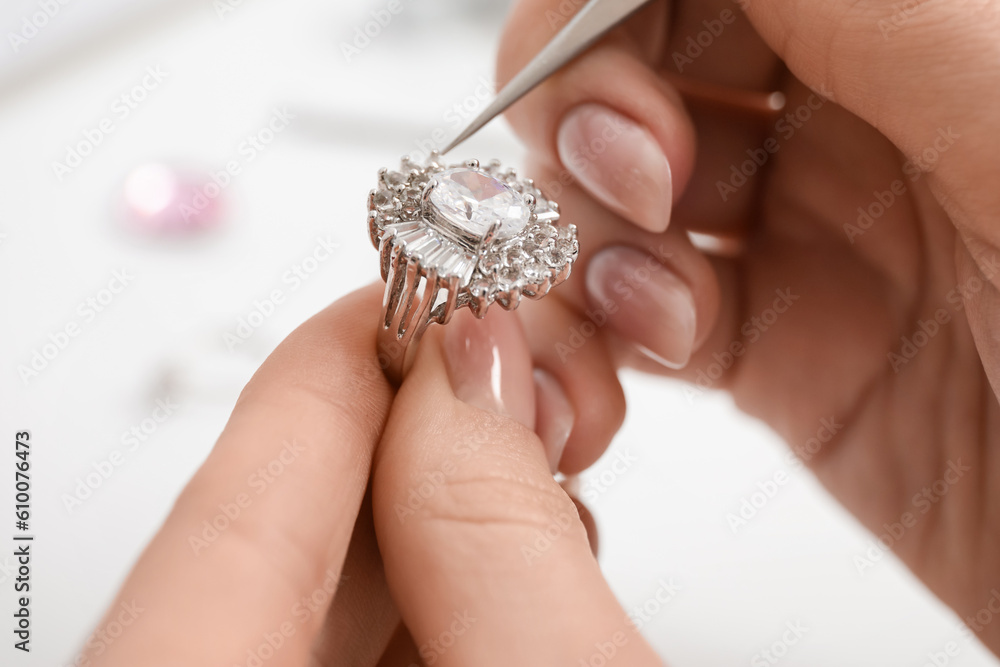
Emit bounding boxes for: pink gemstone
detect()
[122,163,223,234]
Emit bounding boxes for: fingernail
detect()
[586,246,697,368]
[532,369,574,473]
[442,310,534,427]
[557,103,672,233]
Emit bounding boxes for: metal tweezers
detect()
[441,0,654,154]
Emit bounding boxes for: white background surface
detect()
[0,1,995,665]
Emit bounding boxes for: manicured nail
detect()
[442,310,534,426]
[532,369,574,474]
[557,103,672,233]
[586,246,696,368]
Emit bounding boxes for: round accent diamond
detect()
[425,168,531,246]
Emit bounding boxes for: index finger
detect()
[85,285,394,667]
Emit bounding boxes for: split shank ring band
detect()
[368,153,579,385]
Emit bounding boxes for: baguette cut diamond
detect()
[426,168,530,247]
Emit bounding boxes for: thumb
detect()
[371,309,662,667]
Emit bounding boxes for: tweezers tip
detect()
[439,130,469,156]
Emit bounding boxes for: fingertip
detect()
[533,367,574,473]
[518,299,627,475]
[557,103,674,234]
[559,368,626,475]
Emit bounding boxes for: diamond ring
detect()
[369,152,579,384]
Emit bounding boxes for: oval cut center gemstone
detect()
[425,168,530,247]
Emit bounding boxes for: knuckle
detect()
[404,417,590,550]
